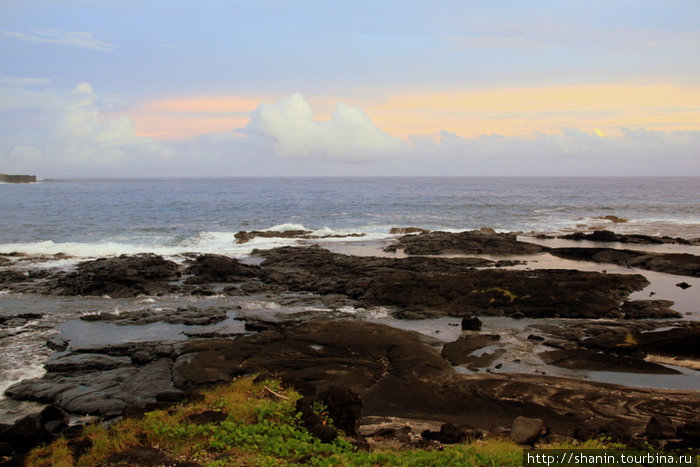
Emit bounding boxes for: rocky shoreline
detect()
[1,229,699,461]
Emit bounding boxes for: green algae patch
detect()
[472,286,530,304]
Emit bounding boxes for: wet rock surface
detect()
[80,306,229,326]
[362,269,646,319]
[635,327,700,360]
[183,254,260,283]
[532,322,700,373]
[559,230,691,245]
[388,227,430,235]
[55,254,181,297]
[234,229,365,244]
[0,312,47,340]
[619,300,681,319]
[0,246,660,321]
[235,229,313,243]
[0,313,43,327]
[441,334,501,366]
[0,268,50,292]
[253,246,648,319]
[550,247,700,277]
[539,349,680,374]
[7,320,698,447]
[7,358,179,418]
[383,229,546,255]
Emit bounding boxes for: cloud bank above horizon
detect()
[1,79,697,177]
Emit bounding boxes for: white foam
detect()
[262,223,308,232]
[0,329,53,401]
[0,240,182,258]
[0,231,299,260]
[312,226,339,236]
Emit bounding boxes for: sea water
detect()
[1,177,698,259]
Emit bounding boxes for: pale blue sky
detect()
[1,1,699,176]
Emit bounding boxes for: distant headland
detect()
[0,173,37,183]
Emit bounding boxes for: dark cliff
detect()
[0,174,37,183]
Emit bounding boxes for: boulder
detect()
[460,315,482,331]
[646,415,676,439]
[421,423,470,444]
[672,421,700,449]
[46,334,69,351]
[320,387,362,435]
[511,416,544,444]
[295,396,338,443]
[0,404,68,458]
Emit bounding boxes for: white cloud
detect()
[244,93,406,161]
[1,82,697,177]
[1,28,115,51]
[0,80,170,177]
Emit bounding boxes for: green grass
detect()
[25,376,625,466]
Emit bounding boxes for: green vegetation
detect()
[25,376,618,466]
[618,333,639,347]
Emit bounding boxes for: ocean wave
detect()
[261,223,308,232]
[0,227,390,262]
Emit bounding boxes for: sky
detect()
[1,0,699,177]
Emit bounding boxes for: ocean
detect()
[1,177,698,259]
